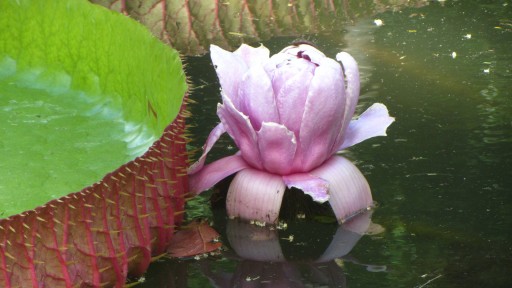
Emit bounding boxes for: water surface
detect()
[142,1,512,287]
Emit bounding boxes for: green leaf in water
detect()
[0,0,187,217]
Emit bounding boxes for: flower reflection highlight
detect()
[199,211,387,287]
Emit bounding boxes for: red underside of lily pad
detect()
[0,101,190,288]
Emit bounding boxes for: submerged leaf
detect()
[167,221,222,258]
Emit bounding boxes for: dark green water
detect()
[141,1,512,287]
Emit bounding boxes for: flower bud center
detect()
[297,50,311,61]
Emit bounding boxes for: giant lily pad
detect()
[0,0,187,217]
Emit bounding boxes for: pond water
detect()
[140,1,512,287]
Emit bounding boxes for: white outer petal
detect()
[310,156,373,224]
[226,168,286,224]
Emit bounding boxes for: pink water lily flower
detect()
[189,43,394,224]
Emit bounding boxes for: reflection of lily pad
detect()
[0,0,187,217]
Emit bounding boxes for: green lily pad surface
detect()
[0,0,187,217]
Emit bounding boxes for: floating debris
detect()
[374,19,384,26]
[365,223,386,235]
[281,235,294,242]
[245,276,260,282]
[228,32,246,37]
[250,220,267,227]
[276,221,288,230]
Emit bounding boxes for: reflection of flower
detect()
[226,211,373,262]
[189,43,394,224]
[199,212,387,287]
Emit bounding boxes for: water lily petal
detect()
[189,153,249,195]
[279,44,326,65]
[332,52,361,153]
[273,60,315,134]
[264,51,295,77]
[299,57,345,170]
[233,43,270,69]
[188,122,226,174]
[257,122,297,175]
[339,103,395,150]
[217,97,263,169]
[210,45,248,108]
[226,168,286,224]
[238,65,279,130]
[282,173,329,203]
[310,156,373,224]
[336,52,361,130]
